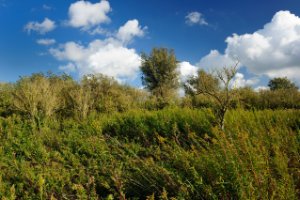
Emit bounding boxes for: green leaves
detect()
[0,109,299,199]
[268,77,298,91]
[141,48,180,107]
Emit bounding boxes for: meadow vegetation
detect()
[0,48,299,199]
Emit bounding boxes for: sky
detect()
[1,0,300,89]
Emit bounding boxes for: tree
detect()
[12,73,61,121]
[235,86,259,109]
[184,64,238,130]
[80,74,146,113]
[67,83,93,120]
[140,48,179,108]
[268,77,298,91]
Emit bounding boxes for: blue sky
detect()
[1,0,300,89]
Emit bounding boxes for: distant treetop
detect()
[268,77,298,91]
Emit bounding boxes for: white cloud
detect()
[232,72,259,88]
[196,50,237,71]
[59,63,77,73]
[178,61,198,82]
[36,38,56,46]
[178,63,258,90]
[50,19,146,80]
[116,19,146,44]
[185,11,208,26]
[88,27,110,35]
[197,10,300,84]
[50,42,87,62]
[177,62,199,97]
[50,38,141,80]
[68,0,111,29]
[254,86,269,91]
[87,41,141,79]
[24,18,56,34]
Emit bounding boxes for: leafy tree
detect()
[268,77,298,91]
[140,48,179,108]
[80,74,146,113]
[67,83,93,120]
[258,89,300,109]
[235,86,259,109]
[185,65,238,130]
[12,73,62,121]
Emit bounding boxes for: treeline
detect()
[1,48,299,123]
[184,85,300,110]
[0,71,299,123]
[0,73,147,120]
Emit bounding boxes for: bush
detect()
[101,108,215,146]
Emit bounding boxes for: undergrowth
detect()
[0,108,299,199]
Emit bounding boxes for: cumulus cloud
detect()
[177,62,199,96]
[232,72,259,88]
[185,11,208,26]
[116,19,146,44]
[50,38,141,80]
[68,0,111,30]
[196,50,237,71]
[50,18,146,80]
[198,10,300,83]
[178,61,198,82]
[50,42,87,62]
[24,18,56,34]
[36,38,56,46]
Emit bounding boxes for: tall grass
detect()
[0,109,298,199]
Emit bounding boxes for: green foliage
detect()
[186,86,300,110]
[0,109,299,199]
[0,83,13,116]
[184,66,238,129]
[268,77,298,91]
[102,108,215,146]
[60,73,149,120]
[185,70,220,96]
[12,73,71,121]
[1,73,150,120]
[80,74,147,114]
[258,88,300,109]
[141,48,179,107]
[0,70,299,199]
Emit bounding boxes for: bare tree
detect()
[185,63,238,130]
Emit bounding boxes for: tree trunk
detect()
[219,107,227,131]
